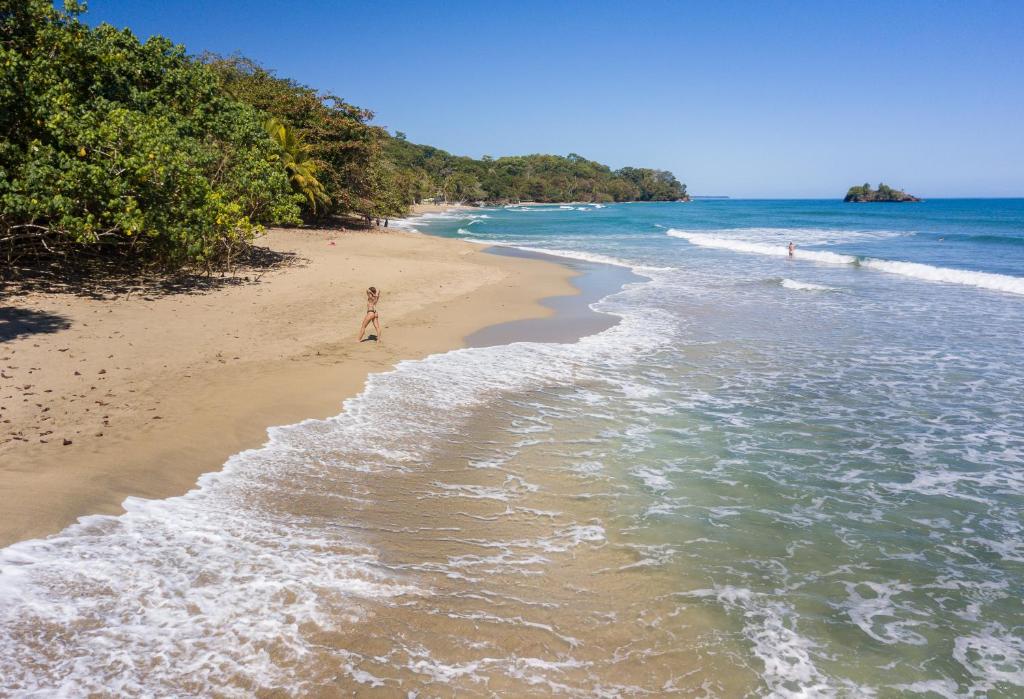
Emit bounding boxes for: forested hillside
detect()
[384,138,688,204]
[1,1,687,273]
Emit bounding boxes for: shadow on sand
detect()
[1,245,303,300]
[0,307,72,343]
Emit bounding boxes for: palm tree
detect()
[265,117,331,215]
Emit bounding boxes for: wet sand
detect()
[466,246,643,347]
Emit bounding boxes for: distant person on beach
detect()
[358,287,381,342]
[788,242,796,257]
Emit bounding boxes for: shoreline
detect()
[0,226,582,546]
[467,245,642,346]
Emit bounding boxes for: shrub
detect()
[0,0,301,272]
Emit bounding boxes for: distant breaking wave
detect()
[860,258,1024,295]
[669,231,856,264]
[463,237,674,274]
[667,229,1024,296]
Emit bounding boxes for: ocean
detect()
[2,199,1023,696]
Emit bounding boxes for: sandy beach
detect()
[0,224,575,546]
[4,2,1019,694]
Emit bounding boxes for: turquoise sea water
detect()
[1,199,1022,696]
[407,199,1024,695]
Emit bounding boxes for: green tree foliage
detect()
[203,54,407,220]
[265,117,330,215]
[614,167,687,201]
[1,0,302,270]
[444,172,486,203]
[844,182,918,202]
[383,140,688,204]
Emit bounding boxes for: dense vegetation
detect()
[1,0,302,271]
[844,183,920,202]
[201,54,412,223]
[201,59,688,208]
[384,139,688,204]
[2,1,687,274]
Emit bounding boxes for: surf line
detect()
[666,229,1024,296]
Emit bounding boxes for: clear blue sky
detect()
[81,0,1023,198]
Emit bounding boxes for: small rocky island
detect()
[844,183,921,202]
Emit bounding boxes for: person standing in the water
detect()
[788,242,796,257]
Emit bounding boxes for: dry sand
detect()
[0,226,575,546]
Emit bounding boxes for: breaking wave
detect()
[668,229,1024,296]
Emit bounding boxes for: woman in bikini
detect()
[357,286,382,342]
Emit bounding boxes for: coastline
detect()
[0,225,578,546]
[467,245,643,346]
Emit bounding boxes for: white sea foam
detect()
[880,464,1024,504]
[392,211,490,232]
[0,490,422,694]
[463,238,674,274]
[953,629,1024,688]
[505,203,604,213]
[571,460,606,476]
[539,523,606,552]
[670,226,903,246]
[862,258,1024,295]
[780,278,838,291]
[679,587,840,698]
[667,229,1024,296]
[842,581,930,645]
[667,229,856,264]
[632,467,673,492]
